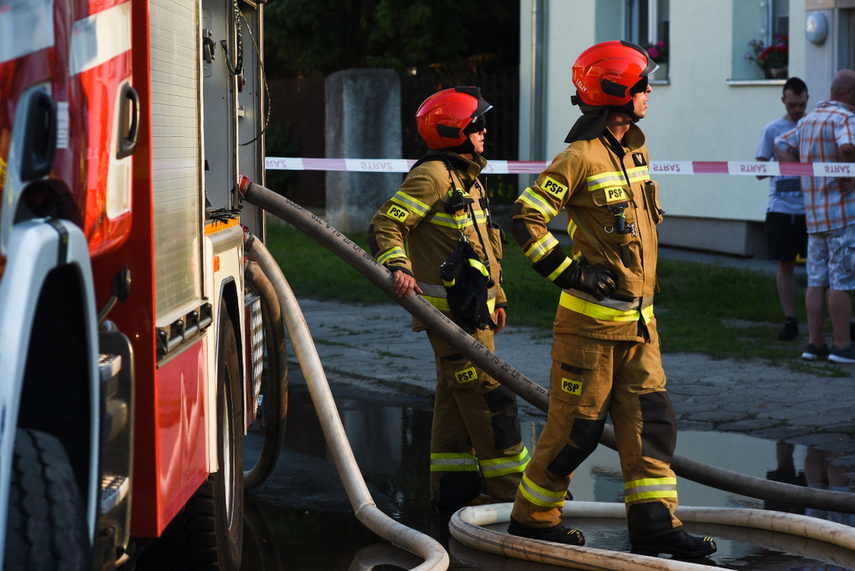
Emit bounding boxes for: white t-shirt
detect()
[755,116,804,216]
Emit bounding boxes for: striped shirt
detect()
[775,100,855,233]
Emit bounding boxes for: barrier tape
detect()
[265,157,855,177]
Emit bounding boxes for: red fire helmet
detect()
[415,86,492,149]
[571,41,657,107]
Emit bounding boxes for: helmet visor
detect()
[629,76,649,95]
[463,115,486,135]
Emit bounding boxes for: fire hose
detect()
[239,176,855,569]
[238,176,855,515]
[243,261,289,488]
[245,235,449,571]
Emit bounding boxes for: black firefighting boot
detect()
[628,503,716,558]
[630,529,717,558]
[507,517,585,546]
[431,472,483,519]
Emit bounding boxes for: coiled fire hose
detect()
[238,176,855,515]
[450,501,855,570]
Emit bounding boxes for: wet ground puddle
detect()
[241,377,855,570]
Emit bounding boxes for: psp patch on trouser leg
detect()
[427,328,527,504]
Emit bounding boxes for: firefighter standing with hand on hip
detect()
[368,87,529,520]
[506,41,717,559]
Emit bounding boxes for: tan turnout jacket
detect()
[369,152,506,330]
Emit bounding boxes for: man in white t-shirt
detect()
[755,77,809,341]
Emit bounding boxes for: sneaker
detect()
[829,343,855,364]
[507,517,585,546]
[778,319,798,341]
[801,343,830,361]
[631,529,717,558]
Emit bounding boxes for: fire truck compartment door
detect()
[150,0,204,325]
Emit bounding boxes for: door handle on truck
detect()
[117,83,140,160]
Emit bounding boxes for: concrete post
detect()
[325,69,403,233]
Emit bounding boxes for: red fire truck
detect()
[0,0,281,568]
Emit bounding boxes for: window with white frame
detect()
[734,0,790,80]
[625,0,669,77]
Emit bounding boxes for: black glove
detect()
[532,249,617,301]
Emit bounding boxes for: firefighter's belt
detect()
[561,289,654,323]
[419,282,498,314]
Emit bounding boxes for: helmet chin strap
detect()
[447,138,476,155]
[619,101,643,123]
[564,95,641,144]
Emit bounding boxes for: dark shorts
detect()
[765,211,807,262]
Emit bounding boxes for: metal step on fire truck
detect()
[0,0,286,568]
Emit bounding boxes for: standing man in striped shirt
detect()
[776,69,855,363]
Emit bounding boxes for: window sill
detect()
[726,78,786,86]
[650,78,669,85]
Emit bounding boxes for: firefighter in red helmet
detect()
[506,41,718,559]
[368,87,529,524]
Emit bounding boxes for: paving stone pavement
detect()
[289,292,855,476]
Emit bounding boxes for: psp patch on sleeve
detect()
[541,176,568,200]
[385,203,409,222]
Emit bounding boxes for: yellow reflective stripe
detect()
[524,233,559,263]
[586,170,625,191]
[568,219,578,240]
[624,477,678,503]
[518,187,559,221]
[560,291,655,322]
[472,210,488,224]
[547,257,572,282]
[391,191,431,217]
[430,452,480,472]
[377,247,407,265]
[430,211,472,229]
[587,167,649,192]
[424,295,496,314]
[518,473,567,508]
[423,295,450,312]
[625,477,677,490]
[468,257,489,278]
[481,447,530,478]
[625,490,679,502]
[625,165,650,183]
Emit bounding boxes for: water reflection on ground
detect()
[241,376,855,570]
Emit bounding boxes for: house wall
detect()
[519,0,819,256]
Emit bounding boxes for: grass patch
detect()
[265,223,845,374]
[265,223,388,304]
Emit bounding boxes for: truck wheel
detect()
[210,308,245,569]
[136,307,244,570]
[4,428,90,571]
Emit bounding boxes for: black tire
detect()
[136,307,244,570]
[4,428,90,571]
[211,309,245,569]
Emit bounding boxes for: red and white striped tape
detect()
[265,157,855,177]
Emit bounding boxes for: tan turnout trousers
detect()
[511,314,682,538]
[427,327,529,509]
